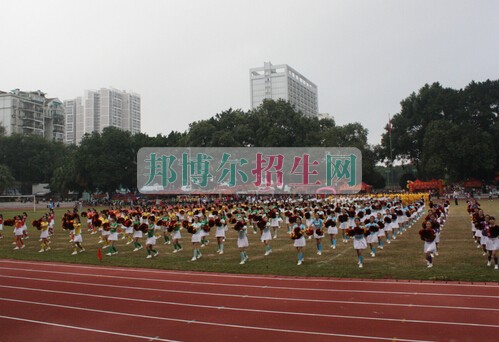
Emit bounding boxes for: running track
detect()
[0,260,498,341]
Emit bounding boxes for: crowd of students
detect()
[468,198,499,269]
[1,194,437,267]
[5,193,496,270]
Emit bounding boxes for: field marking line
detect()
[0,314,177,341]
[1,259,497,288]
[1,274,497,312]
[0,266,497,299]
[1,285,498,329]
[0,297,435,342]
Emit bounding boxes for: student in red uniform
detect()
[419,221,437,268]
[486,217,499,269]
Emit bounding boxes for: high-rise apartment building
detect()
[64,88,140,144]
[0,89,65,142]
[250,62,318,117]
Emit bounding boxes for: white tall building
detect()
[0,89,65,142]
[250,62,318,117]
[64,88,140,144]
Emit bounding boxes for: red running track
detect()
[0,259,498,341]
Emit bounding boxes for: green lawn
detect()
[1,200,498,282]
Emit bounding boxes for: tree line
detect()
[0,78,497,196]
[378,79,498,183]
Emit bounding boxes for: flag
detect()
[97,248,103,262]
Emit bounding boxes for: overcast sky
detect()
[1,0,497,144]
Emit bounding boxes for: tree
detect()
[0,164,15,194]
[77,127,136,194]
[0,134,67,193]
[379,79,499,182]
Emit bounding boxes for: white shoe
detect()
[190,257,197,261]
[427,263,433,268]
[371,253,375,257]
[21,245,25,249]
[79,249,85,253]
[106,253,112,256]
[146,255,152,259]
[154,252,158,257]
[197,254,202,259]
[297,260,302,266]
[113,251,118,255]
[482,252,487,256]
[379,246,384,250]
[435,252,439,256]
[126,241,132,245]
[133,248,139,252]
[387,240,391,244]
[253,231,257,234]
[264,251,270,256]
[39,249,45,253]
[14,247,19,250]
[173,249,178,253]
[317,251,322,255]
[495,265,498,270]
[177,248,183,252]
[71,251,77,255]
[240,260,246,265]
[487,261,491,267]
[218,251,223,254]
[359,263,363,268]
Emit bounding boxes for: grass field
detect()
[1,200,498,282]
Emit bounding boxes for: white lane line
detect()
[0,297,434,342]
[1,285,497,329]
[0,315,176,341]
[1,274,497,312]
[1,259,496,288]
[0,266,496,299]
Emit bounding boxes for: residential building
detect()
[64,88,140,144]
[250,62,318,117]
[0,89,65,142]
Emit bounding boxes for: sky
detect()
[0,0,498,145]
